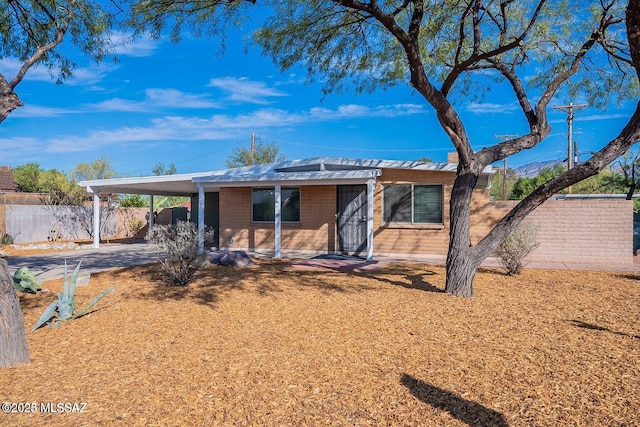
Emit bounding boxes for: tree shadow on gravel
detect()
[367,265,444,293]
[568,319,640,339]
[116,259,451,308]
[615,273,640,281]
[400,373,509,427]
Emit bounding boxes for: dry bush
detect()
[146,221,215,286]
[496,221,539,275]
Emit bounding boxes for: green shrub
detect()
[496,221,540,276]
[146,221,215,286]
[13,267,42,293]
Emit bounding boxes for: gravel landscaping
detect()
[1,259,638,426]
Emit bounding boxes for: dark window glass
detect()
[383,185,412,223]
[383,184,443,224]
[413,185,443,224]
[252,187,300,222]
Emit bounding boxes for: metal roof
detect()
[78,157,494,196]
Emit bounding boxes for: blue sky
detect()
[0,24,636,177]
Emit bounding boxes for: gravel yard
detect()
[1,259,638,426]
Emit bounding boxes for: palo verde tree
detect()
[129,0,640,297]
[0,0,114,124]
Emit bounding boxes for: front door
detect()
[337,185,367,255]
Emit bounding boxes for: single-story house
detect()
[79,156,495,261]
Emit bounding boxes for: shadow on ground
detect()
[568,319,640,340]
[114,259,445,308]
[401,373,509,427]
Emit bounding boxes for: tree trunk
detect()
[0,74,23,125]
[445,167,482,297]
[0,259,30,368]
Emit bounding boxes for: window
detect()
[252,187,300,222]
[383,184,443,224]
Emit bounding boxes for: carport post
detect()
[148,195,154,230]
[93,192,100,248]
[274,184,281,258]
[198,184,205,254]
[366,178,375,261]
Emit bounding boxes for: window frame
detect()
[251,186,301,224]
[382,183,444,225]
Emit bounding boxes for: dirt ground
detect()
[0,254,639,426]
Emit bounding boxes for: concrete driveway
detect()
[5,242,160,282]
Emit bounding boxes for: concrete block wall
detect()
[3,205,95,243]
[473,199,634,269]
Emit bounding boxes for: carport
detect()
[78,159,381,260]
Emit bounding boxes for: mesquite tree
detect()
[0,259,29,367]
[0,0,113,124]
[130,0,640,297]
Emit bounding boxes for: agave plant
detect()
[32,259,115,332]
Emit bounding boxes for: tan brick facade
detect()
[219,186,337,254]
[216,168,633,269]
[473,199,633,268]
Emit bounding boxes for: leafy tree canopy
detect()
[226,139,285,168]
[69,156,118,182]
[120,194,148,207]
[0,0,114,83]
[12,162,82,204]
[0,0,116,123]
[254,1,636,107]
[152,162,177,176]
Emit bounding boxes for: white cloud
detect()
[577,113,628,122]
[109,33,158,58]
[466,102,520,114]
[11,104,78,118]
[90,88,221,112]
[207,77,288,104]
[35,102,427,154]
[549,113,628,125]
[310,103,425,120]
[2,101,429,162]
[0,57,118,86]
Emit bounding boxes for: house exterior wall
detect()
[215,168,633,270]
[373,168,457,256]
[219,186,336,254]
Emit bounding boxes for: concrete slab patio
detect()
[5,242,160,282]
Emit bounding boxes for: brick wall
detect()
[219,186,336,254]
[372,168,490,257]
[213,176,634,270]
[114,208,149,239]
[473,199,633,269]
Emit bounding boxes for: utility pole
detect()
[554,102,587,193]
[495,134,518,200]
[250,132,255,165]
